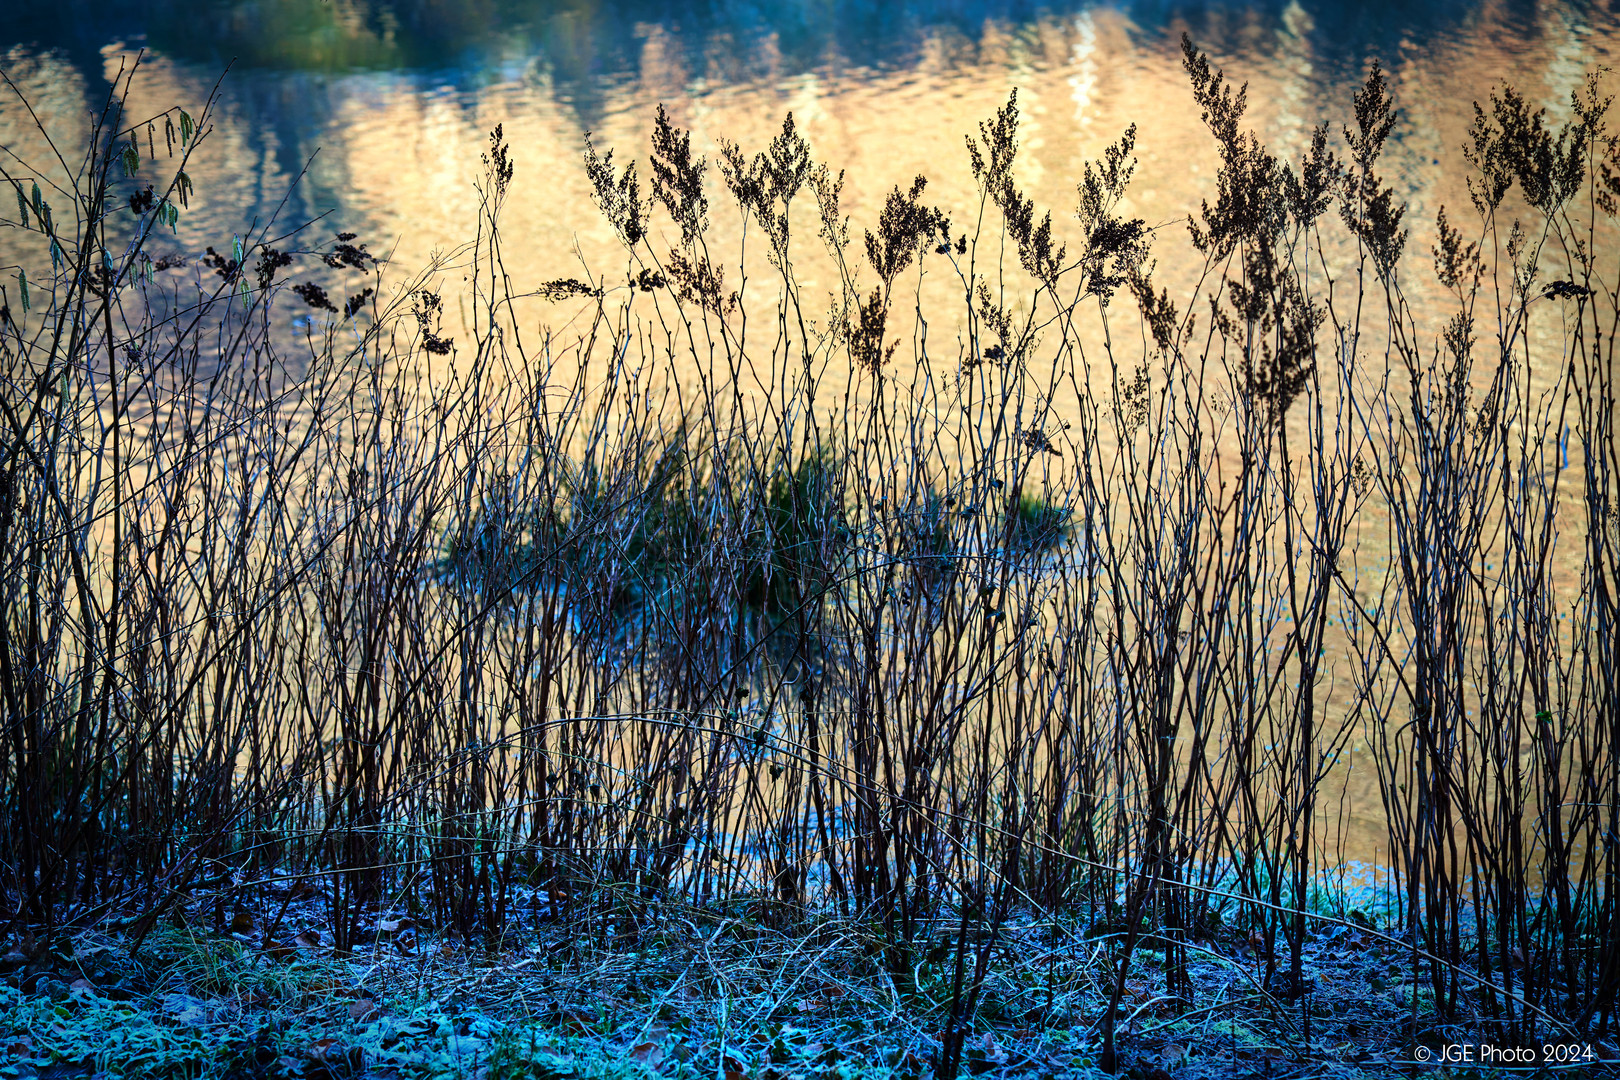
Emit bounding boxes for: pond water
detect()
[2,2,1613,883]
[5,0,1618,302]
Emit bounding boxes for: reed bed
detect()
[2,42,1617,1075]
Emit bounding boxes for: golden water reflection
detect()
[1,2,1612,322]
[3,0,1615,882]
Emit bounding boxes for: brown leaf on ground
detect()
[628,1042,663,1066]
[294,930,323,949]
[972,1032,1008,1066]
[308,1037,363,1074]
[263,940,298,962]
[349,997,380,1022]
[230,911,254,933]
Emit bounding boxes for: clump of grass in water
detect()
[745,449,850,616]
[1004,493,1070,551]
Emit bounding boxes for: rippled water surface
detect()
[5,1,1618,294]
[4,3,1615,872]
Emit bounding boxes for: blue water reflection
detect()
[0,1,1532,82]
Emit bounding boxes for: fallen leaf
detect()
[628,1043,663,1066]
[971,1032,1008,1066]
[349,997,380,1022]
[163,993,211,1026]
[308,1037,362,1071]
[230,911,254,933]
[377,918,414,934]
[295,931,323,949]
[263,940,298,962]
